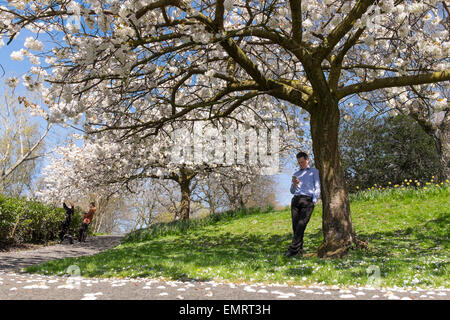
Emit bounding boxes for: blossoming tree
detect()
[1,0,449,257]
[37,116,295,220]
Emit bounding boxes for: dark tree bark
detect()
[179,179,191,221]
[401,104,450,181]
[176,167,196,221]
[309,101,357,258]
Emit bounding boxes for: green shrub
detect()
[0,195,83,247]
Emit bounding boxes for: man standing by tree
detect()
[285,152,320,257]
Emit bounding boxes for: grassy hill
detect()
[25,184,449,288]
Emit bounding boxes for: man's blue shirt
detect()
[290,167,321,203]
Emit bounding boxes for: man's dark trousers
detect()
[287,195,314,255]
[78,222,89,242]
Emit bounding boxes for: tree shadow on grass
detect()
[50,231,309,278]
[27,227,327,279]
[149,213,447,282]
[26,213,448,282]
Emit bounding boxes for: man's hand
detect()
[292,175,299,186]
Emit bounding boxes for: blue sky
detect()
[1,29,74,142]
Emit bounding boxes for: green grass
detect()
[25,185,449,288]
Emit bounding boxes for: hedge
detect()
[0,194,83,248]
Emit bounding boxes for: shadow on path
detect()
[0,235,124,272]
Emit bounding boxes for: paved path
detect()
[0,236,448,300]
[1,272,449,300]
[0,235,124,272]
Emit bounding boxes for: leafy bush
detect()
[0,195,83,247]
[340,114,441,191]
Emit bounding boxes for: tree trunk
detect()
[176,167,196,221]
[430,127,450,182]
[179,180,191,221]
[310,102,365,258]
[399,105,450,181]
[433,114,450,181]
[438,133,450,181]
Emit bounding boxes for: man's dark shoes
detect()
[284,251,302,258]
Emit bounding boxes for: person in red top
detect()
[78,201,96,242]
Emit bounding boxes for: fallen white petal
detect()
[257,289,268,293]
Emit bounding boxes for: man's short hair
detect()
[90,201,95,207]
[296,151,309,160]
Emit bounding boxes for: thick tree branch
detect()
[314,0,376,63]
[214,0,225,30]
[338,70,450,98]
[135,0,184,19]
[289,0,303,44]
[329,28,365,91]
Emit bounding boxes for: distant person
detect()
[285,151,321,257]
[59,202,74,244]
[78,201,96,242]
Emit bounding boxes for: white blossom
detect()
[10,49,25,61]
[24,37,43,51]
[5,76,19,88]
